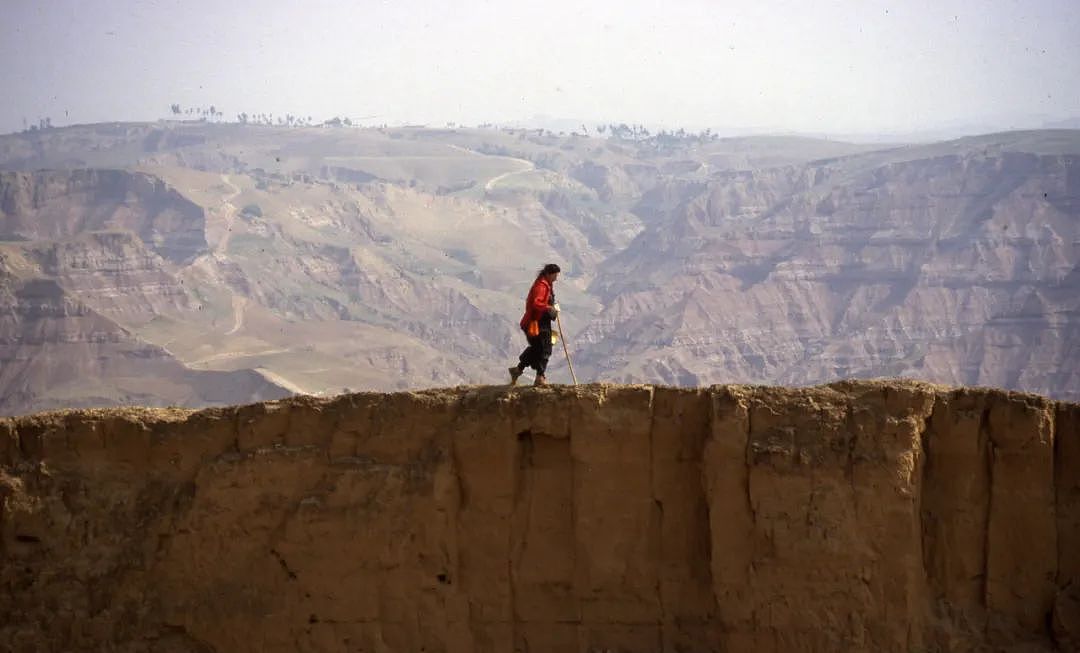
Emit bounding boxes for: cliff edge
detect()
[2,380,1079,652]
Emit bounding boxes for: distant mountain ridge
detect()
[0,122,1077,413]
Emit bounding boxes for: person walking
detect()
[509,263,560,386]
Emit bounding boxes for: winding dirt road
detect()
[225,295,247,335]
[445,144,535,191]
[216,174,241,255]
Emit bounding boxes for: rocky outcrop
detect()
[0,169,207,264]
[0,269,288,415]
[585,142,1080,400]
[26,231,191,325]
[1,380,1077,652]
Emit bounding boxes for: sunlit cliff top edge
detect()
[3,378,1077,425]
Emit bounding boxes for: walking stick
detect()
[555,313,578,385]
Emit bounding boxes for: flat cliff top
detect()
[4,377,1075,427]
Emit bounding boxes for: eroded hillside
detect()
[2,380,1079,652]
[1,123,1079,413]
[585,136,1080,396]
[0,169,290,413]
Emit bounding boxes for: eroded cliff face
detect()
[0,260,288,416]
[584,146,1080,398]
[1,380,1078,652]
[0,169,207,265]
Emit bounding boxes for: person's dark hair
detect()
[537,263,561,278]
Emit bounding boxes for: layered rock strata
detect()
[0,169,207,265]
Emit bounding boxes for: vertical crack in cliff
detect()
[920,388,937,569]
[0,419,13,467]
[1054,404,1063,595]
[844,402,857,497]
[510,428,531,637]
[445,410,468,632]
[743,389,758,637]
[911,389,938,652]
[743,391,756,526]
[451,433,468,514]
[15,421,38,458]
[645,386,663,642]
[703,388,721,635]
[1048,403,1066,650]
[230,408,242,454]
[1049,401,1067,613]
[917,392,938,610]
[1052,402,1080,648]
[979,404,994,622]
[568,393,580,628]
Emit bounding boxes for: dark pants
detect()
[518,331,553,375]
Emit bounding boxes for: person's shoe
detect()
[508,366,523,386]
[534,375,548,386]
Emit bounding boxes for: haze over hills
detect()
[0,120,1078,414]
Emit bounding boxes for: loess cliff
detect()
[1,380,1079,652]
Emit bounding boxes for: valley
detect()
[1,122,1077,413]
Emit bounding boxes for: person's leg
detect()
[510,336,533,385]
[519,337,538,371]
[534,333,554,384]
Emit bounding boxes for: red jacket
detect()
[520,277,553,329]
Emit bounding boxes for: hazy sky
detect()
[2,0,1079,136]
